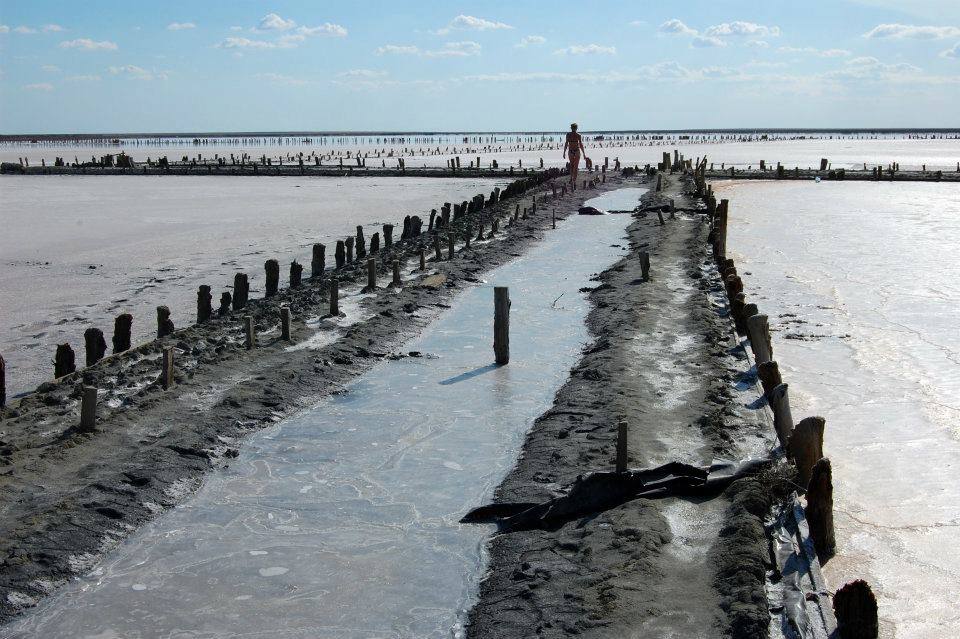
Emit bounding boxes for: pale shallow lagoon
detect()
[721,179,960,639]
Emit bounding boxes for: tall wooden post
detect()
[0,354,6,408]
[494,287,510,365]
[616,420,628,473]
[84,328,107,366]
[265,259,280,297]
[197,285,213,323]
[79,385,97,432]
[55,343,76,378]
[329,278,339,316]
[156,306,174,338]
[244,316,255,349]
[639,251,650,281]
[366,258,377,290]
[769,383,794,447]
[789,416,825,489]
[160,346,174,389]
[312,243,326,278]
[833,580,879,639]
[805,458,836,559]
[280,307,291,341]
[746,314,773,365]
[113,313,132,353]
[392,260,401,287]
[289,261,303,288]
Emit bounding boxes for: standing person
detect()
[563,123,585,190]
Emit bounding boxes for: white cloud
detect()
[659,19,697,36]
[515,35,546,48]
[376,44,420,55]
[14,26,37,34]
[25,82,54,91]
[863,24,960,39]
[217,36,279,49]
[704,21,781,38]
[630,20,647,27]
[229,26,243,32]
[554,44,616,55]
[296,23,347,37]
[257,13,296,31]
[338,69,388,78]
[747,40,770,48]
[692,35,726,48]
[42,24,65,33]
[0,25,9,34]
[779,46,851,57]
[424,41,481,57]
[824,56,925,82]
[941,42,960,58]
[450,15,512,30]
[59,38,118,50]
[109,64,161,80]
[256,72,309,85]
[67,74,101,81]
[41,64,60,72]
[167,22,196,31]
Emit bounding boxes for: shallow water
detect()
[0,175,506,396]
[0,197,636,638]
[719,180,960,638]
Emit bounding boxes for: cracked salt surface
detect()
[720,180,960,639]
[1,192,640,639]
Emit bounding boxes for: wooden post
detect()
[552,209,556,229]
[79,385,97,432]
[433,235,442,261]
[447,234,455,260]
[716,199,729,260]
[156,305,174,338]
[656,173,662,192]
[83,328,107,367]
[639,251,650,281]
[197,285,213,323]
[0,353,5,408]
[311,243,326,277]
[833,580,879,639]
[345,237,354,264]
[160,346,175,389]
[219,292,232,316]
[788,416,825,489]
[746,314,773,365]
[335,240,346,269]
[392,260,401,287]
[233,273,249,310]
[805,458,836,559]
[419,249,426,271]
[54,343,76,378]
[289,261,303,288]
[355,226,366,260]
[768,383,794,447]
[366,258,377,290]
[493,287,510,365]
[280,307,291,341]
[465,225,472,249]
[756,360,782,397]
[329,278,339,316]
[112,313,132,353]
[265,259,280,296]
[616,420,628,473]
[657,209,665,225]
[383,224,394,248]
[244,316,255,349]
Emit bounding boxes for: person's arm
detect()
[578,135,586,154]
[563,137,568,158]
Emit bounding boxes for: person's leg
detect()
[570,154,579,189]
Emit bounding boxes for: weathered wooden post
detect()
[788,416,825,489]
[370,232,380,254]
[494,287,510,365]
[715,199,729,260]
[219,292,232,316]
[365,258,377,291]
[157,306,175,338]
[280,307,291,341]
[79,385,97,432]
[419,249,426,271]
[769,382,794,447]
[345,237,355,264]
[329,277,339,316]
[616,420,628,473]
[639,251,650,281]
[757,360,782,396]
[160,346,175,389]
[113,313,132,353]
[391,260,401,287]
[833,580,879,639]
[0,354,5,408]
[244,316,255,349]
[84,328,107,366]
[657,209,665,225]
[54,343,75,378]
[356,226,366,260]
[805,457,835,559]
[233,273,249,310]
[265,259,280,296]
[465,225,472,249]
[552,209,556,229]
[746,314,773,365]
[335,240,346,269]
[289,261,303,288]
[190,281,211,323]
[383,224,394,249]
[312,243,326,278]
[656,174,663,192]
[447,233,455,260]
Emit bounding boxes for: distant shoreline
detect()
[2,127,960,142]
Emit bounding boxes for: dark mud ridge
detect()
[464,174,807,638]
[0,166,608,622]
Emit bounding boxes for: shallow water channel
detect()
[2,192,642,638]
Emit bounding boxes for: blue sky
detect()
[1,0,958,133]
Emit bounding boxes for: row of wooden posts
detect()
[703,181,879,636]
[16,168,566,432]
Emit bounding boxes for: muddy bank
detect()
[0,168,610,622]
[465,174,785,638]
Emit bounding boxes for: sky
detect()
[0,0,959,133]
